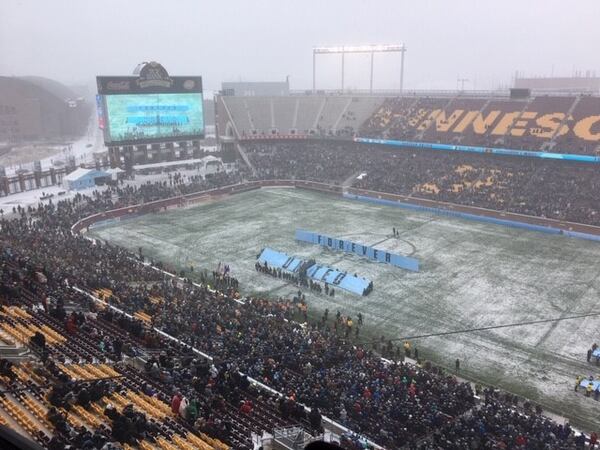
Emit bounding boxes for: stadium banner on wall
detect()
[295,229,419,272]
[354,137,600,164]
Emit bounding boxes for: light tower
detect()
[457,77,469,91]
[312,44,407,94]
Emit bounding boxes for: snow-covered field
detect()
[89,187,600,431]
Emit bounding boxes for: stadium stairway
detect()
[500,96,535,145]
[236,143,257,176]
[542,96,579,150]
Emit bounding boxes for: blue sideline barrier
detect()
[296,229,419,272]
[257,247,372,296]
[343,193,600,242]
[564,230,600,242]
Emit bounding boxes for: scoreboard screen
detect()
[103,93,204,144]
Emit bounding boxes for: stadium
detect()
[2,3,600,449]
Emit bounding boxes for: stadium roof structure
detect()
[132,155,222,171]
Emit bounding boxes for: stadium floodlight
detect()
[312,44,407,94]
[314,44,405,54]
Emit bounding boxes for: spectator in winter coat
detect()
[171,392,182,415]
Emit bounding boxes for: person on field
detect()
[575,376,582,392]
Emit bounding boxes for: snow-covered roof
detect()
[64,167,109,182]
[63,167,93,182]
[133,158,206,171]
[105,167,125,174]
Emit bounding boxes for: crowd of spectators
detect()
[246,142,362,183]
[0,143,597,449]
[245,142,600,226]
[417,388,590,450]
[0,178,457,449]
[3,208,476,449]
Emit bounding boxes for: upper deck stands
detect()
[455,98,528,147]
[272,97,297,133]
[218,93,600,155]
[336,97,383,136]
[315,97,348,134]
[294,97,323,134]
[553,96,600,154]
[422,97,488,143]
[387,97,451,140]
[504,96,576,150]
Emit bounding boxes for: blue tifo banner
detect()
[295,229,420,272]
[257,248,372,296]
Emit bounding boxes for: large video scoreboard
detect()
[97,62,204,145]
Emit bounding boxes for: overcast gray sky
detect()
[1,0,599,92]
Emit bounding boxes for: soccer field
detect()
[90,187,600,430]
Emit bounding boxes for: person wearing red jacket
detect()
[590,431,598,448]
[65,316,77,335]
[515,435,527,447]
[239,400,253,414]
[171,392,182,415]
